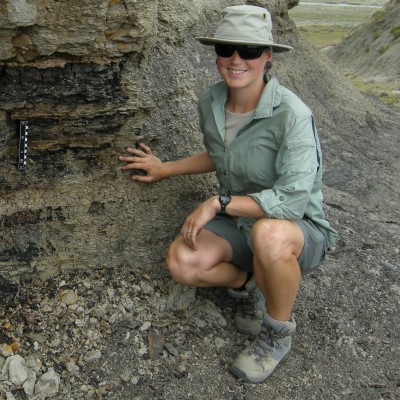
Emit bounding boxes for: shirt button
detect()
[223,170,227,175]
[239,226,244,231]
[279,196,284,201]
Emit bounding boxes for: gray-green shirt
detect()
[197,76,337,249]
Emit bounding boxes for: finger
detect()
[189,232,198,251]
[138,143,152,154]
[131,174,154,183]
[182,225,198,250]
[119,155,135,163]
[126,148,148,157]
[181,225,190,238]
[120,159,149,171]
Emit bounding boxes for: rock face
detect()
[0,0,223,283]
[0,0,157,61]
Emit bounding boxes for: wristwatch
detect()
[218,194,231,214]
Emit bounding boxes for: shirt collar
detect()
[209,76,282,119]
[254,76,282,118]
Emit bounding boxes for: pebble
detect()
[138,346,147,356]
[75,318,86,327]
[140,321,152,331]
[25,356,42,373]
[8,355,29,385]
[0,268,236,399]
[10,342,20,351]
[23,369,37,396]
[214,338,225,349]
[59,289,79,305]
[130,376,140,385]
[147,330,166,359]
[0,344,13,357]
[23,312,37,324]
[35,368,61,398]
[64,357,80,374]
[164,342,179,357]
[84,350,102,362]
[140,281,154,294]
[42,305,52,313]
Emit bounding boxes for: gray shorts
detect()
[203,215,327,276]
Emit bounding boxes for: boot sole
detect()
[229,365,274,384]
[236,326,261,336]
[229,352,290,384]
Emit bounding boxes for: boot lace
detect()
[237,289,264,318]
[248,326,275,359]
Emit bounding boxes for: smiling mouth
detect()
[228,69,247,75]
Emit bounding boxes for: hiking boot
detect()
[230,313,296,383]
[227,275,266,336]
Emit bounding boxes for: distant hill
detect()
[326,0,400,87]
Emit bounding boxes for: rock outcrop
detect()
[0,0,223,283]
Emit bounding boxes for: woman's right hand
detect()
[118,143,165,182]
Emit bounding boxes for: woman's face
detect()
[216,48,272,91]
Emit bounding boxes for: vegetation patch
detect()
[348,75,400,109]
[289,2,386,49]
[390,25,400,37]
[298,25,352,49]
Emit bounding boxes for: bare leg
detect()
[166,230,247,289]
[230,219,305,383]
[251,218,304,321]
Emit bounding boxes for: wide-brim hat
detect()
[196,5,292,53]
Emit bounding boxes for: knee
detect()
[251,219,289,261]
[166,241,197,285]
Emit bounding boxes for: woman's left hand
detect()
[181,196,220,250]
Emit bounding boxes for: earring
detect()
[265,61,272,70]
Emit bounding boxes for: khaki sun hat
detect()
[196,5,292,53]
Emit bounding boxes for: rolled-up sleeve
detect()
[247,116,320,220]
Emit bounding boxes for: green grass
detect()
[391,26,400,37]
[289,3,379,48]
[348,75,400,109]
[297,25,353,48]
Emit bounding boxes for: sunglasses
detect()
[215,44,266,60]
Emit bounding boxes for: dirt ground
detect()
[1,116,399,399]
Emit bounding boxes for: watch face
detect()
[219,194,231,212]
[220,195,231,205]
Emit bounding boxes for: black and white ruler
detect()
[18,120,29,170]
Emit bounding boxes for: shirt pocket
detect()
[285,137,317,173]
[247,138,278,188]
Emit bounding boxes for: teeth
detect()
[230,70,245,74]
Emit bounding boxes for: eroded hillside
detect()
[326,0,400,87]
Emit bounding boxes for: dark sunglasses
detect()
[215,44,266,60]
